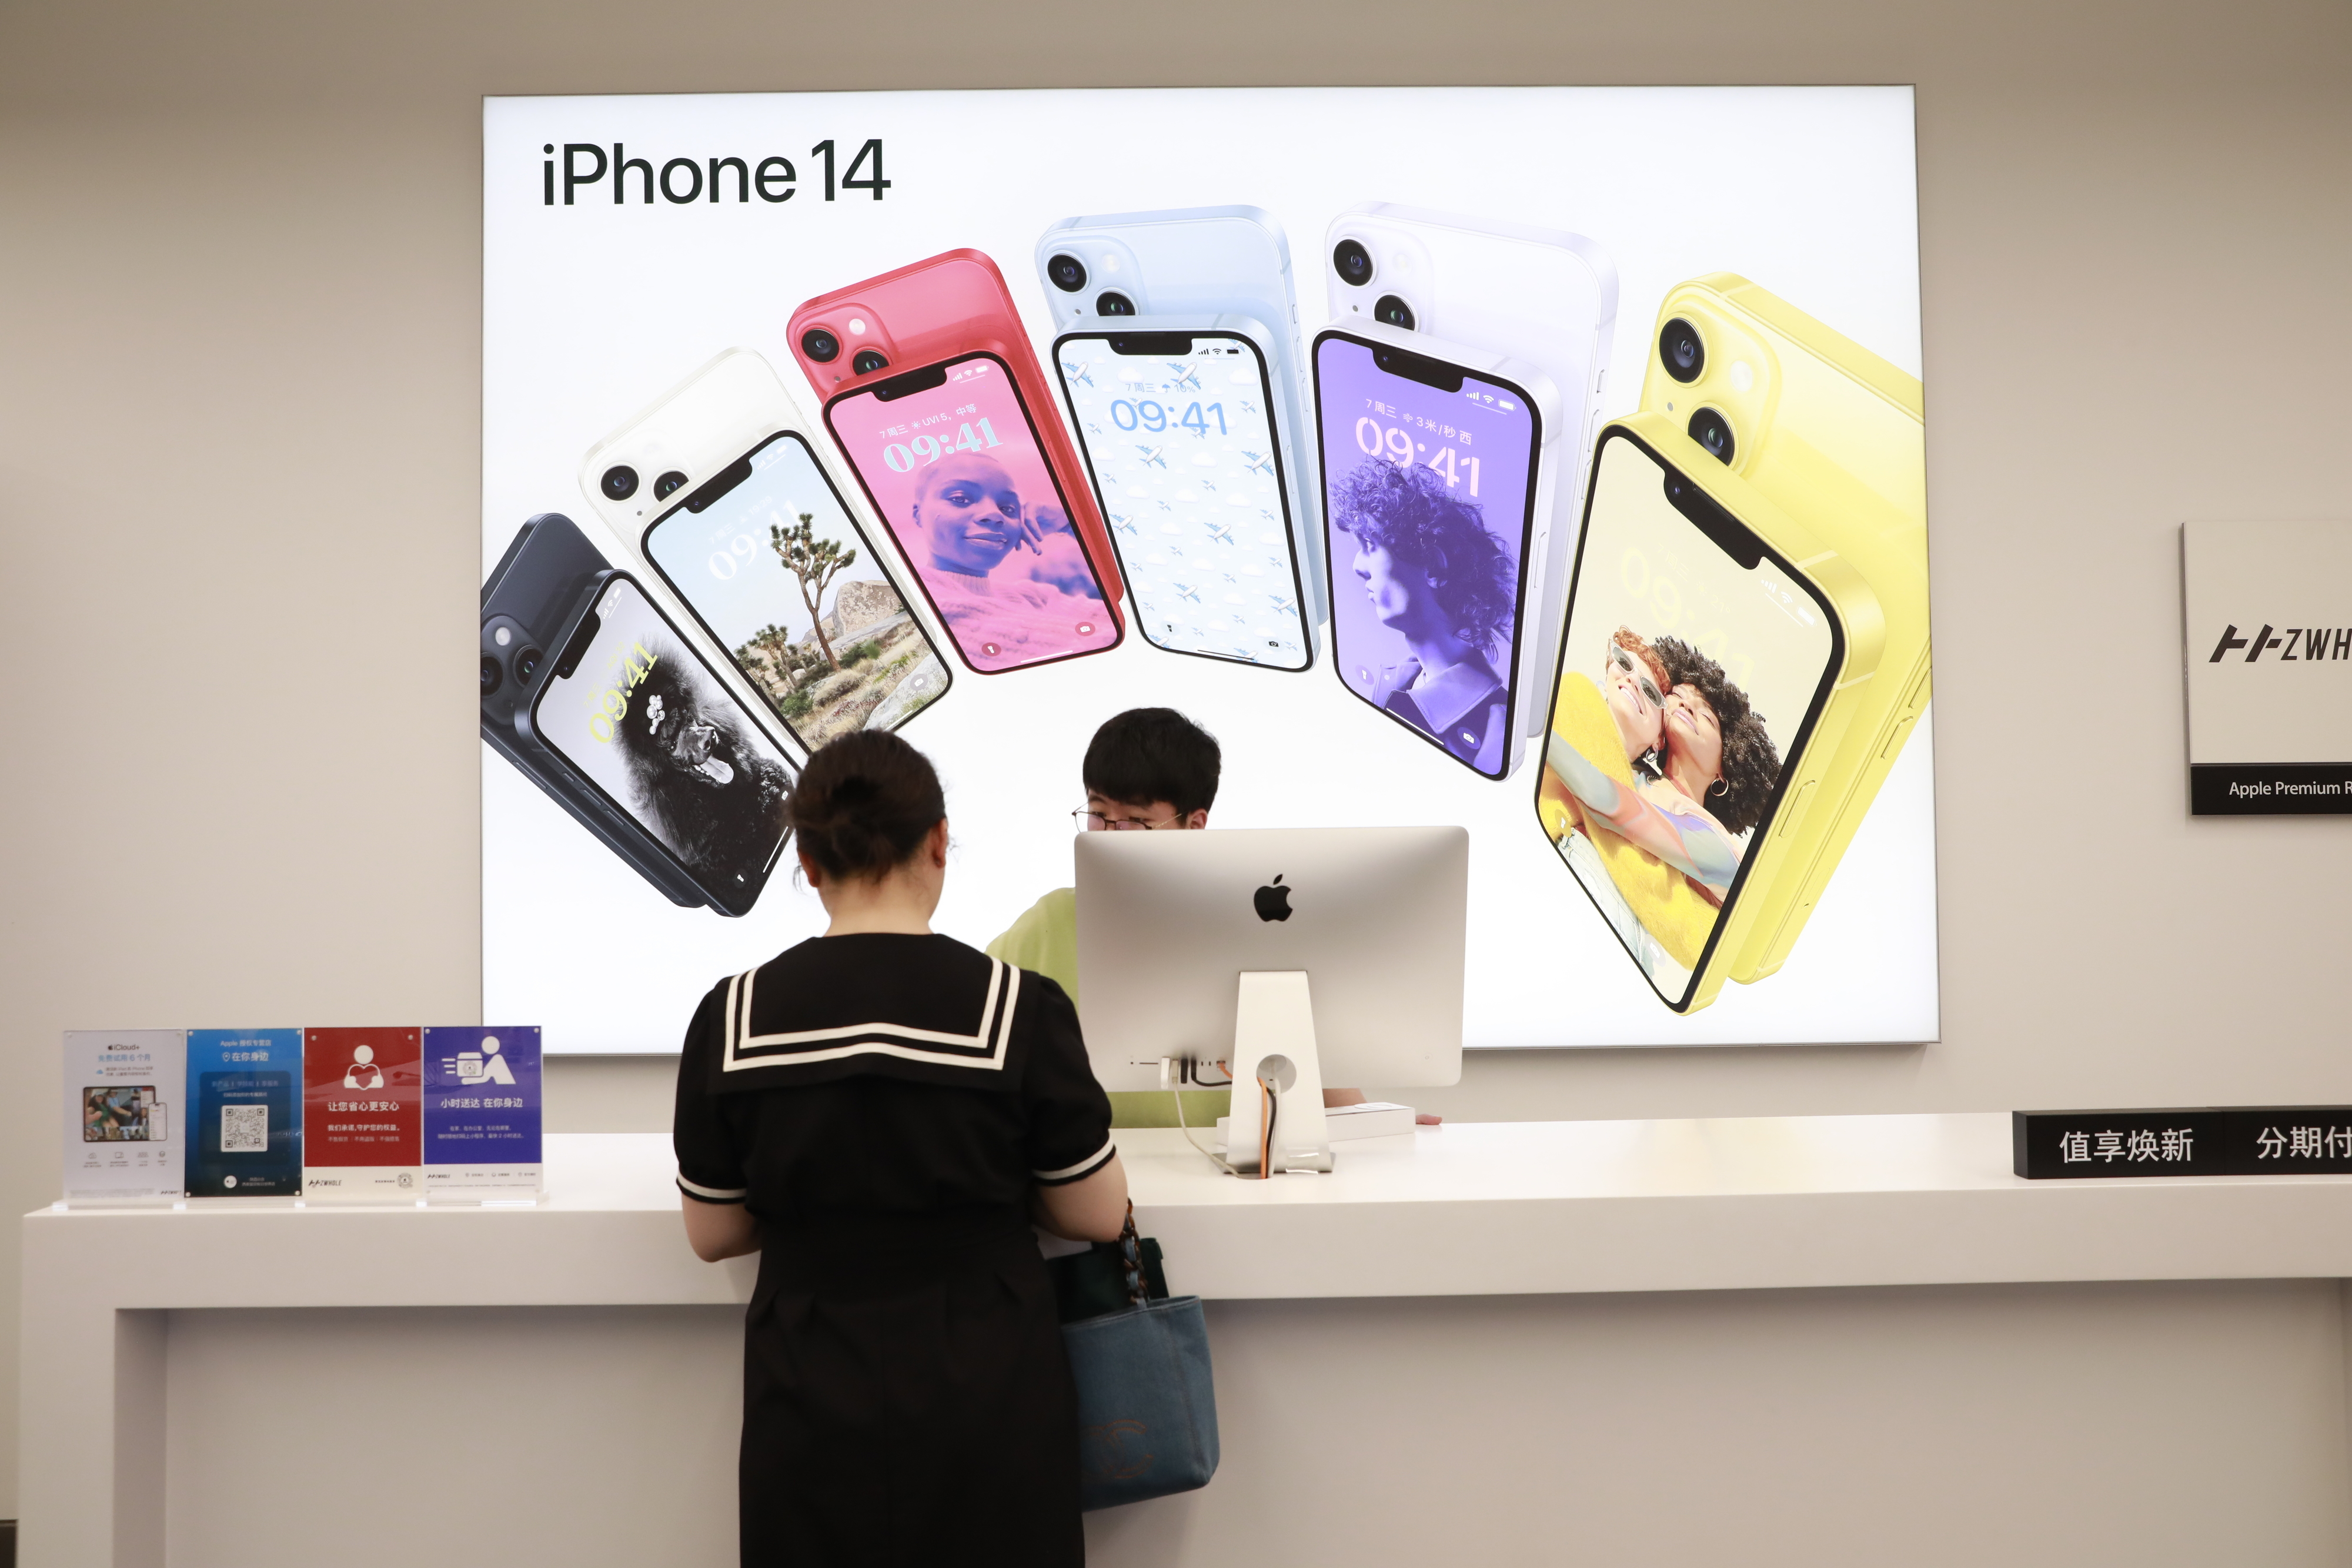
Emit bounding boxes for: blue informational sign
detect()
[186,1028,305,1196]
[422,1027,543,1176]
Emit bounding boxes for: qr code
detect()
[220,1104,268,1154]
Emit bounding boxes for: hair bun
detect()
[786,731,946,882]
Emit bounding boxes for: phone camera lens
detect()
[479,656,502,698]
[600,465,639,501]
[851,348,890,375]
[654,470,688,500]
[802,327,841,363]
[1688,407,1736,464]
[1374,295,1415,330]
[1047,253,1087,293]
[1333,239,1374,287]
[1659,317,1705,383]
[1096,292,1136,317]
[514,646,543,683]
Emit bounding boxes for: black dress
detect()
[673,933,1115,1568]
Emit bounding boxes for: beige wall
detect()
[2,0,2348,1527]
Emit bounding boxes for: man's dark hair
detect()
[1652,637,1781,837]
[1083,708,1221,817]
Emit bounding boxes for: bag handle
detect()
[1118,1199,1145,1308]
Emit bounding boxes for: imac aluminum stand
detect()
[1220,971,1334,1175]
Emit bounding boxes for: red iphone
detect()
[790,250,1125,673]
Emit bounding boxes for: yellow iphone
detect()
[1534,410,1884,1013]
[1638,276,1930,981]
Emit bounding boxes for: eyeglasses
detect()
[1073,807,1185,831]
[1608,644,1665,709]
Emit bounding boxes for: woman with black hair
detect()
[672,729,1125,1567]
[1544,634,1780,906]
[1331,458,1517,771]
[1649,636,1782,843]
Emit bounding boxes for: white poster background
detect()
[483,87,1938,1052]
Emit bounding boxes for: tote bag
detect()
[1051,1205,1220,1510]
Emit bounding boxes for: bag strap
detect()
[1118,1199,1145,1307]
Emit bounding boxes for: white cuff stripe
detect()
[676,1173,749,1202]
[1033,1138,1117,1184]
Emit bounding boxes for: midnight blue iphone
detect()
[483,514,704,908]
[484,513,798,917]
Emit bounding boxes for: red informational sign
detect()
[302,1027,421,1168]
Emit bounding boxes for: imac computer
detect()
[1074,825,1467,1174]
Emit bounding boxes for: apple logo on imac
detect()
[1254,875,1293,923]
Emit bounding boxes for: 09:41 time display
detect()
[584,641,659,744]
[1113,400,1228,436]
[880,419,1004,473]
[1357,416,1479,496]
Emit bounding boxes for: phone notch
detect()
[552,608,602,682]
[871,363,948,403]
[1370,343,1464,393]
[1108,333,1195,357]
[1661,463,1764,570]
[682,454,753,514]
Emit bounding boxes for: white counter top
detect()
[24,1115,2352,1567]
[1125,1114,2352,1296]
[28,1116,2352,1308]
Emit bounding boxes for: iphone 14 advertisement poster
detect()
[1536,414,1882,1012]
[483,513,796,916]
[187,1028,303,1196]
[483,88,1936,1050]
[302,1027,423,1201]
[1054,324,1312,669]
[1314,326,1556,778]
[793,250,1125,673]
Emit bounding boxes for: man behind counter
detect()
[988,706,1382,1128]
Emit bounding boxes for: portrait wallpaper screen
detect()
[1315,332,1539,778]
[1058,332,1311,670]
[532,577,796,905]
[1541,433,1838,1009]
[642,431,951,748]
[482,86,1937,1050]
[827,355,1120,673]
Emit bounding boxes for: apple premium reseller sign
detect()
[2183,521,2352,815]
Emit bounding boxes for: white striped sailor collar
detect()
[720,952,1023,1075]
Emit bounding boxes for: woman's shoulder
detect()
[1639,777,1705,813]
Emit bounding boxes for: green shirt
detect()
[987,888,1228,1131]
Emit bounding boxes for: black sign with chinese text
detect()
[2013,1108,2352,1179]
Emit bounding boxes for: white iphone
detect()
[577,349,954,754]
